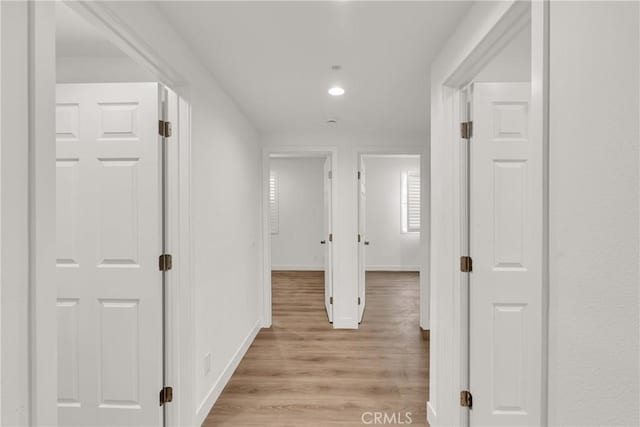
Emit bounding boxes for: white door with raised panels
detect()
[56,83,163,427]
[323,156,334,322]
[469,82,541,426]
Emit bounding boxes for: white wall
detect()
[548,2,639,425]
[363,156,421,271]
[262,130,429,329]
[270,157,325,270]
[57,56,155,83]
[61,3,264,426]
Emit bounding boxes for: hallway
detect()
[204,271,429,426]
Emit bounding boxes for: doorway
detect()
[455,13,543,427]
[357,154,423,325]
[55,4,181,426]
[265,152,335,324]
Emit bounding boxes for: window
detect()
[401,171,421,233]
[269,172,279,234]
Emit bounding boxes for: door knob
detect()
[320,240,326,244]
[364,241,370,246]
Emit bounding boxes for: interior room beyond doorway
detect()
[358,154,422,325]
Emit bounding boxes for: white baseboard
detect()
[271,265,324,271]
[195,320,261,426]
[333,317,358,329]
[427,401,437,426]
[366,265,420,272]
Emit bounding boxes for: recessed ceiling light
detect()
[328,87,345,96]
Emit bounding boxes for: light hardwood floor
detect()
[203,271,429,426]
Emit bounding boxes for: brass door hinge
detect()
[460,256,472,273]
[358,171,361,180]
[460,121,473,139]
[159,120,172,138]
[358,234,361,243]
[330,296,333,304]
[329,233,333,242]
[358,297,361,305]
[159,254,173,271]
[460,390,472,408]
[159,386,173,406]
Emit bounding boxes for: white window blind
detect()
[401,171,421,233]
[269,173,279,234]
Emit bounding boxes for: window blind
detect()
[406,171,421,232]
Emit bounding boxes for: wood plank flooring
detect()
[203,271,429,426]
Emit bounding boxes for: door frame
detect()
[22,2,196,426]
[261,147,338,328]
[355,149,427,328]
[432,1,549,426]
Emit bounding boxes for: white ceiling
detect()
[156,1,472,134]
[56,2,126,58]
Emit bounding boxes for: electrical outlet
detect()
[203,352,211,376]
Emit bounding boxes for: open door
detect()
[357,159,367,323]
[468,82,541,426]
[56,83,164,426]
[323,157,333,322]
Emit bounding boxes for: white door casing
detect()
[323,156,334,323]
[469,82,541,426]
[357,159,366,323]
[56,83,163,427]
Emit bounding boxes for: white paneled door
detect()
[469,82,541,426]
[56,83,163,427]
[357,160,366,323]
[323,157,334,323]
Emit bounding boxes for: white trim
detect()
[427,401,437,426]
[365,266,420,272]
[261,146,338,328]
[1,4,32,424]
[194,321,261,427]
[271,265,324,271]
[29,2,57,425]
[532,2,550,423]
[164,90,194,427]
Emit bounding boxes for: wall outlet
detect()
[203,352,211,376]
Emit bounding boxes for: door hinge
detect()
[358,297,361,305]
[460,256,472,273]
[460,121,473,139]
[159,254,173,271]
[358,171,361,180]
[460,390,472,408]
[328,170,333,179]
[329,233,333,242]
[159,120,172,138]
[159,386,173,406]
[330,296,333,304]
[358,234,361,243]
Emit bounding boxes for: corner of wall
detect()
[194,320,262,426]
